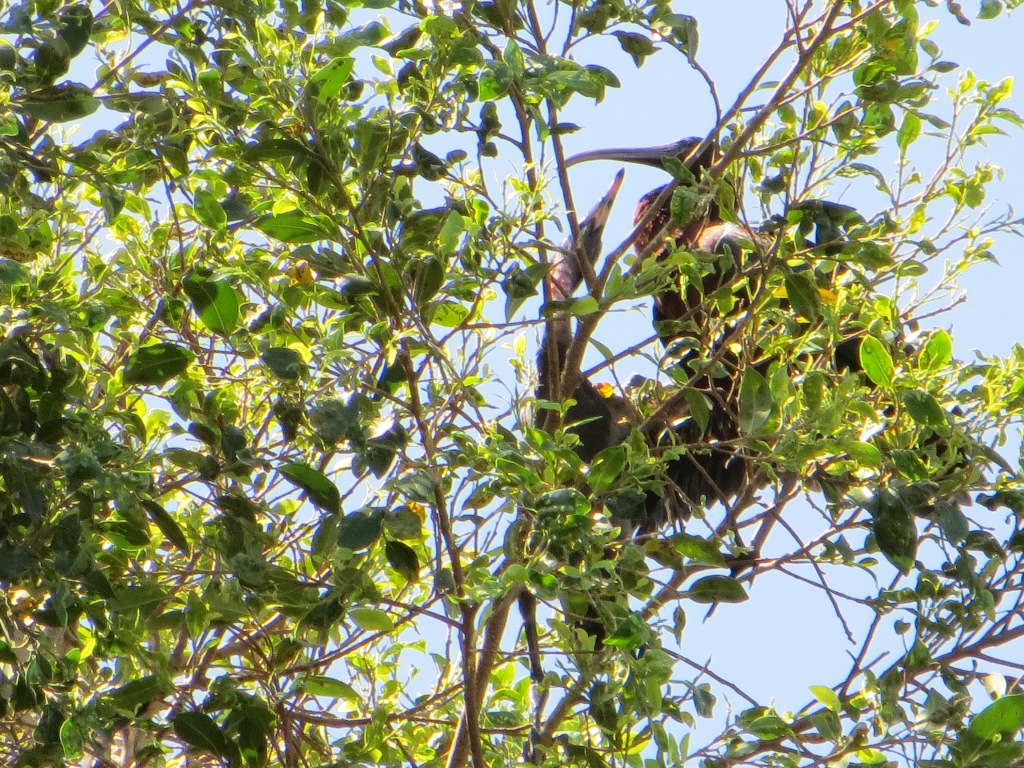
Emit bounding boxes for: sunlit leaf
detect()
[810,685,841,712]
[385,540,419,582]
[738,367,773,433]
[183,272,239,335]
[256,211,331,244]
[919,329,952,372]
[18,84,100,122]
[123,343,192,386]
[337,507,385,550]
[859,336,895,389]
[970,695,1024,740]
[173,711,238,758]
[350,606,394,632]
[261,347,306,380]
[687,576,748,604]
[279,463,340,514]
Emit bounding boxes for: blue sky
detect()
[522,1,1024,741]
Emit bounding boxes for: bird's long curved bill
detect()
[565,137,704,169]
[575,168,625,266]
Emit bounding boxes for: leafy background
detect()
[2,1,1024,767]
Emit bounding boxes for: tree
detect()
[1,0,1024,765]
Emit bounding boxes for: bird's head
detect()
[565,136,716,175]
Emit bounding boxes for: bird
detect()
[566,137,758,530]
[524,171,632,679]
[534,169,634,464]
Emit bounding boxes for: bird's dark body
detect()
[534,170,633,465]
[630,177,760,529]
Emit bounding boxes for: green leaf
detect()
[279,463,340,514]
[970,695,1024,740]
[183,272,240,336]
[437,211,465,255]
[193,189,227,230]
[350,606,394,632]
[110,584,168,614]
[385,540,419,582]
[612,31,658,67]
[784,270,821,322]
[603,613,649,650]
[242,138,310,163]
[810,710,842,742]
[256,211,331,243]
[901,389,946,427]
[105,675,170,712]
[871,491,917,573]
[978,0,1003,20]
[333,22,387,55]
[410,256,445,305]
[738,367,773,433]
[385,506,422,540]
[18,84,99,122]
[897,112,921,154]
[919,329,952,372]
[603,488,647,524]
[683,388,712,433]
[810,685,841,712]
[0,546,38,580]
[173,711,238,758]
[140,499,190,556]
[337,507,385,550]
[311,57,355,102]
[59,4,94,57]
[261,347,306,380]
[589,445,626,491]
[841,440,882,468]
[0,40,16,71]
[339,275,378,299]
[479,60,513,101]
[934,499,968,544]
[34,37,71,82]
[859,336,895,389]
[670,533,726,566]
[687,576,748,604]
[123,343,192,386]
[304,676,361,700]
[534,488,589,517]
[430,301,470,328]
[310,397,361,444]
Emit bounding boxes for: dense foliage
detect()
[2,0,1024,766]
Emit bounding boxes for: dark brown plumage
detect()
[568,138,758,529]
[535,170,633,463]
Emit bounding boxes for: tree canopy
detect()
[2,0,1024,767]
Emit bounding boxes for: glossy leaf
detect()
[18,84,99,122]
[123,343,192,386]
[385,540,420,582]
[350,606,395,632]
[59,4,94,57]
[337,507,385,550]
[738,367,773,433]
[970,695,1024,740]
[859,335,895,389]
[687,576,748,604]
[256,211,331,243]
[261,347,306,380]
[279,463,340,513]
[183,272,240,335]
[173,712,238,759]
